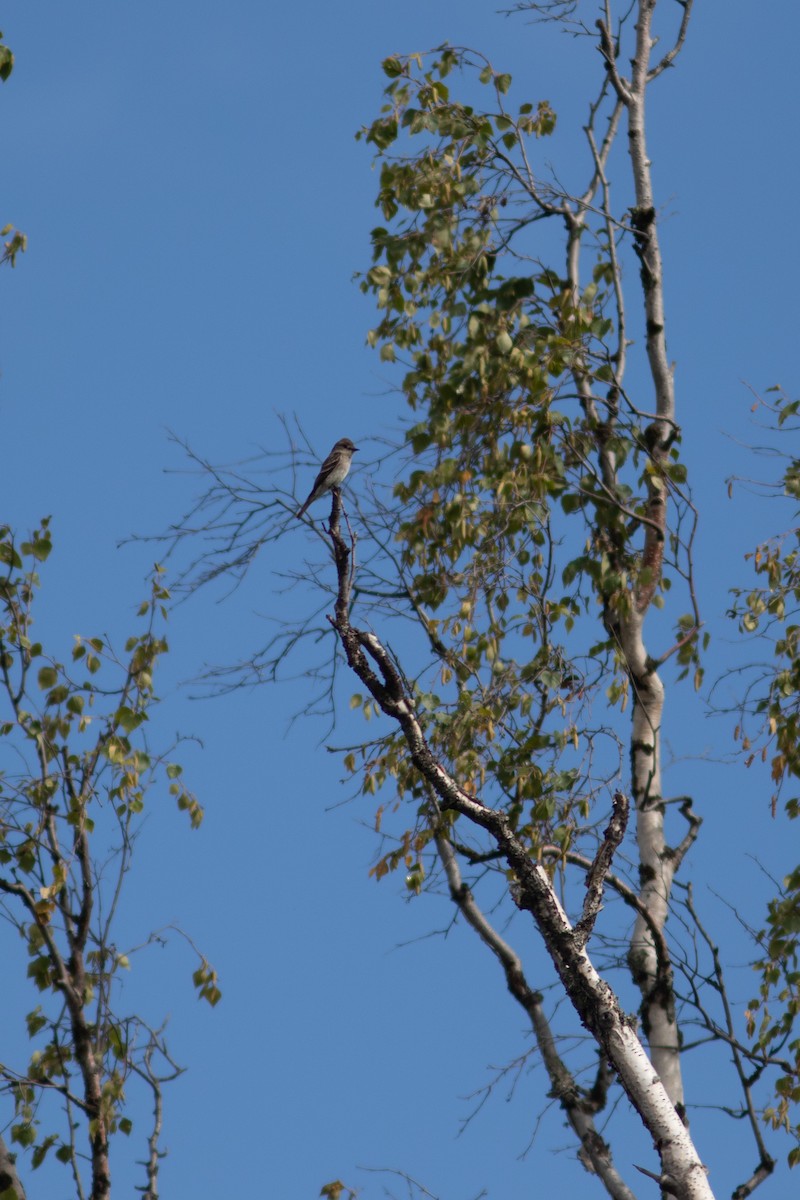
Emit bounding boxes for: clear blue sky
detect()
[1,2,799,1197]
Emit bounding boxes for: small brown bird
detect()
[296,438,359,518]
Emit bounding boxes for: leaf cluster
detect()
[728,394,800,1155]
[0,521,213,1187]
[349,48,697,881]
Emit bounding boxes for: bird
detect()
[295,437,359,519]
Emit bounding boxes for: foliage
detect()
[320,1182,356,1200]
[1,222,27,269]
[351,40,699,895]
[729,391,800,1161]
[154,8,797,1197]
[338,21,791,1191]
[0,520,215,1198]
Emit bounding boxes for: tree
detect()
[0,29,226,1200]
[728,390,800,1165]
[0,26,233,1200]
[0,521,218,1200]
[156,3,797,1198]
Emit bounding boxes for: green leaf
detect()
[107,1023,128,1058]
[0,541,22,569]
[0,46,13,83]
[37,666,58,690]
[11,1122,35,1149]
[25,1007,47,1038]
[115,705,146,733]
[665,461,687,484]
[21,537,51,562]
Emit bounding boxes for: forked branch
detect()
[325,492,713,1200]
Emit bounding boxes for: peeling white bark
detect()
[330,496,715,1196]
[596,0,687,1113]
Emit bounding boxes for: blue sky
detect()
[1,2,799,1197]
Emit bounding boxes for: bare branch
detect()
[649,0,695,82]
[574,791,629,949]
[683,888,776,1198]
[596,16,631,104]
[327,496,712,1197]
[434,817,638,1200]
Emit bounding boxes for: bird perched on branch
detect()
[295,437,358,519]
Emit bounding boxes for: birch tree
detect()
[163,3,797,1196]
[0,522,218,1200]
